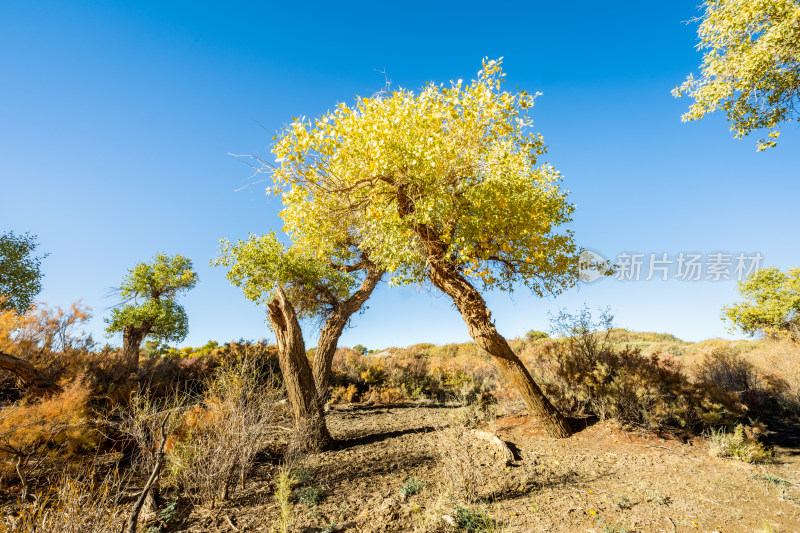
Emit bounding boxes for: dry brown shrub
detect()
[0,377,98,471]
[164,347,283,506]
[0,466,127,533]
[682,340,800,414]
[693,346,760,393]
[363,385,408,405]
[328,384,358,404]
[435,404,499,504]
[0,301,94,395]
[521,340,741,432]
[114,388,185,489]
[746,340,800,413]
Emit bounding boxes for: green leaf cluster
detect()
[674,0,800,150]
[723,266,800,341]
[0,231,47,314]
[105,253,198,343]
[213,232,357,320]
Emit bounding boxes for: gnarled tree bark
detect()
[395,185,572,438]
[268,286,333,452]
[122,323,150,375]
[312,265,384,401]
[0,351,59,393]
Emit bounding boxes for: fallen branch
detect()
[15,455,29,501]
[224,514,239,531]
[0,351,59,394]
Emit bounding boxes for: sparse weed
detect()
[1,466,127,533]
[273,465,295,533]
[780,490,800,504]
[596,517,629,533]
[612,496,632,510]
[749,473,790,486]
[146,498,179,533]
[452,504,503,532]
[298,485,323,507]
[707,424,775,463]
[293,467,312,486]
[401,476,424,496]
[645,489,670,506]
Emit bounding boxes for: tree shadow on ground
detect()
[333,425,439,450]
[760,410,800,454]
[332,402,461,413]
[481,470,616,506]
[568,415,599,433]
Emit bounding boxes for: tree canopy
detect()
[267,58,580,295]
[261,58,580,437]
[0,232,47,314]
[673,0,800,150]
[105,253,198,344]
[723,266,800,342]
[214,232,358,322]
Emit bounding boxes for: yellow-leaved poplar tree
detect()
[674,0,800,150]
[264,59,582,438]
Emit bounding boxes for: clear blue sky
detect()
[2,1,797,350]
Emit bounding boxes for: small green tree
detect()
[673,0,800,150]
[0,232,48,314]
[105,254,198,373]
[723,266,800,342]
[214,233,383,451]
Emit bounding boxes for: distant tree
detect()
[352,344,369,355]
[673,0,800,150]
[0,232,47,314]
[723,266,800,342]
[265,59,581,437]
[525,330,549,340]
[105,254,198,373]
[214,233,383,451]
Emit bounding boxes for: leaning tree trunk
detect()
[121,324,149,376]
[312,266,384,401]
[409,222,572,438]
[268,286,333,452]
[0,351,59,394]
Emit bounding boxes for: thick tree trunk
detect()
[312,266,383,401]
[122,325,148,375]
[409,222,572,438]
[268,286,333,452]
[0,351,59,393]
[427,259,571,437]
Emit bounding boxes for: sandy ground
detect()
[173,402,800,533]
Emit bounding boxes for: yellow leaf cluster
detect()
[267,58,580,294]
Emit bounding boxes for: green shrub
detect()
[453,504,498,532]
[525,330,549,339]
[400,476,424,496]
[298,485,323,507]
